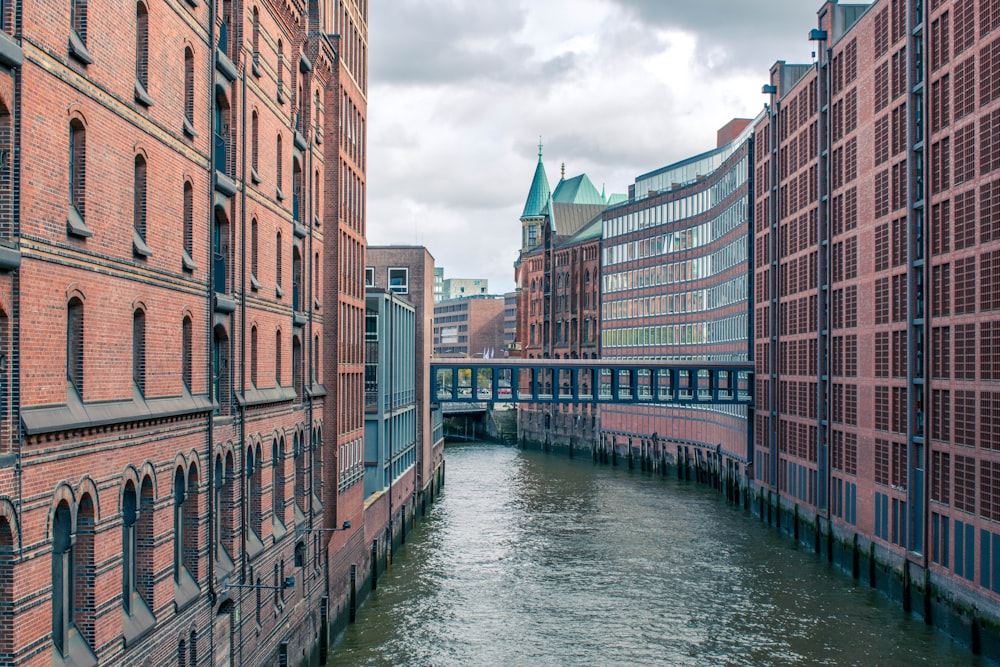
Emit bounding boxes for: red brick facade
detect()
[0,0,440,665]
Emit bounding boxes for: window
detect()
[183,182,194,269]
[212,325,229,413]
[292,158,302,222]
[272,438,285,528]
[251,112,259,177]
[173,467,186,581]
[365,267,374,287]
[275,329,282,385]
[133,155,150,256]
[275,231,283,293]
[183,48,195,134]
[294,432,306,514]
[246,447,263,546]
[0,516,11,656]
[52,501,74,656]
[277,39,285,102]
[182,316,192,392]
[250,325,258,387]
[135,2,151,105]
[133,309,145,394]
[69,0,92,63]
[292,336,302,401]
[388,267,408,294]
[292,246,302,311]
[213,454,235,578]
[251,7,260,68]
[67,297,84,395]
[250,218,259,284]
[276,134,284,198]
[68,120,89,237]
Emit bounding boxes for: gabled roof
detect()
[549,202,607,238]
[552,173,603,205]
[521,152,551,219]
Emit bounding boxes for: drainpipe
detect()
[237,28,248,667]
[206,0,218,661]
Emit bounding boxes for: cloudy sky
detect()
[367,0,847,293]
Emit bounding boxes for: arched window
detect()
[182,316,192,392]
[214,453,235,575]
[184,466,200,580]
[122,481,137,614]
[0,514,13,656]
[212,325,229,413]
[275,329,282,386]
[292,157,301,222]
[292,336,301,402]
[293,432,306,514]
[184,48,195,132]
[246,446,262,544]
[276,134,284,198]
[250,218,259,281]
[250,325,258,387]
[311,427,322,503]
[272,438,285,528]
[275,231,283,292]
[69,120,87,229]
[173,467,185,581]
[135,2,150,101]
[292,245,302,311]
[251,7,260,66]
[67,297,84,395]
[183,182,194,265]
[133,309,145,394]
[276,39,285,101]
[51,501,73,656]
[250,111,259,174]
[134,155,150,256]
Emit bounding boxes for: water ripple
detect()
[331,444,986,667]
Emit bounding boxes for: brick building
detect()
[599,120,754,478]
[365,245,445,513]
[514,150,607,448]
[750,0,1000,637]
[432,296,506,359]
[0,0,443,664]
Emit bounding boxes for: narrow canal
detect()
[331,443,984,666]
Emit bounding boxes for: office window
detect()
[388,267,408,294]
[365,266,374,287]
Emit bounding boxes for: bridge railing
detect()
[429,359,753,406]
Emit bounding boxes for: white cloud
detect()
[367,0,841,292]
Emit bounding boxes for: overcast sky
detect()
[367,0,849,293]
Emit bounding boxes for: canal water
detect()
[331,443,985,666]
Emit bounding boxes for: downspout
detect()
[206,0,218,662]
[237,28,248,667]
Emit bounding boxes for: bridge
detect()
[430,359,754,406]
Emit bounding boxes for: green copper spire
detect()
[521,138,551,219]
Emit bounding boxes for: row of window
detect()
[65,298,315,402]
[43,427,320,661]
[603,237,748,294]
[601,314,749,349]
[603,198,748,267]
[602,275,748,322]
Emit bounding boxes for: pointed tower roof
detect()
[551,173,603,205]
[521,140,551,219]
